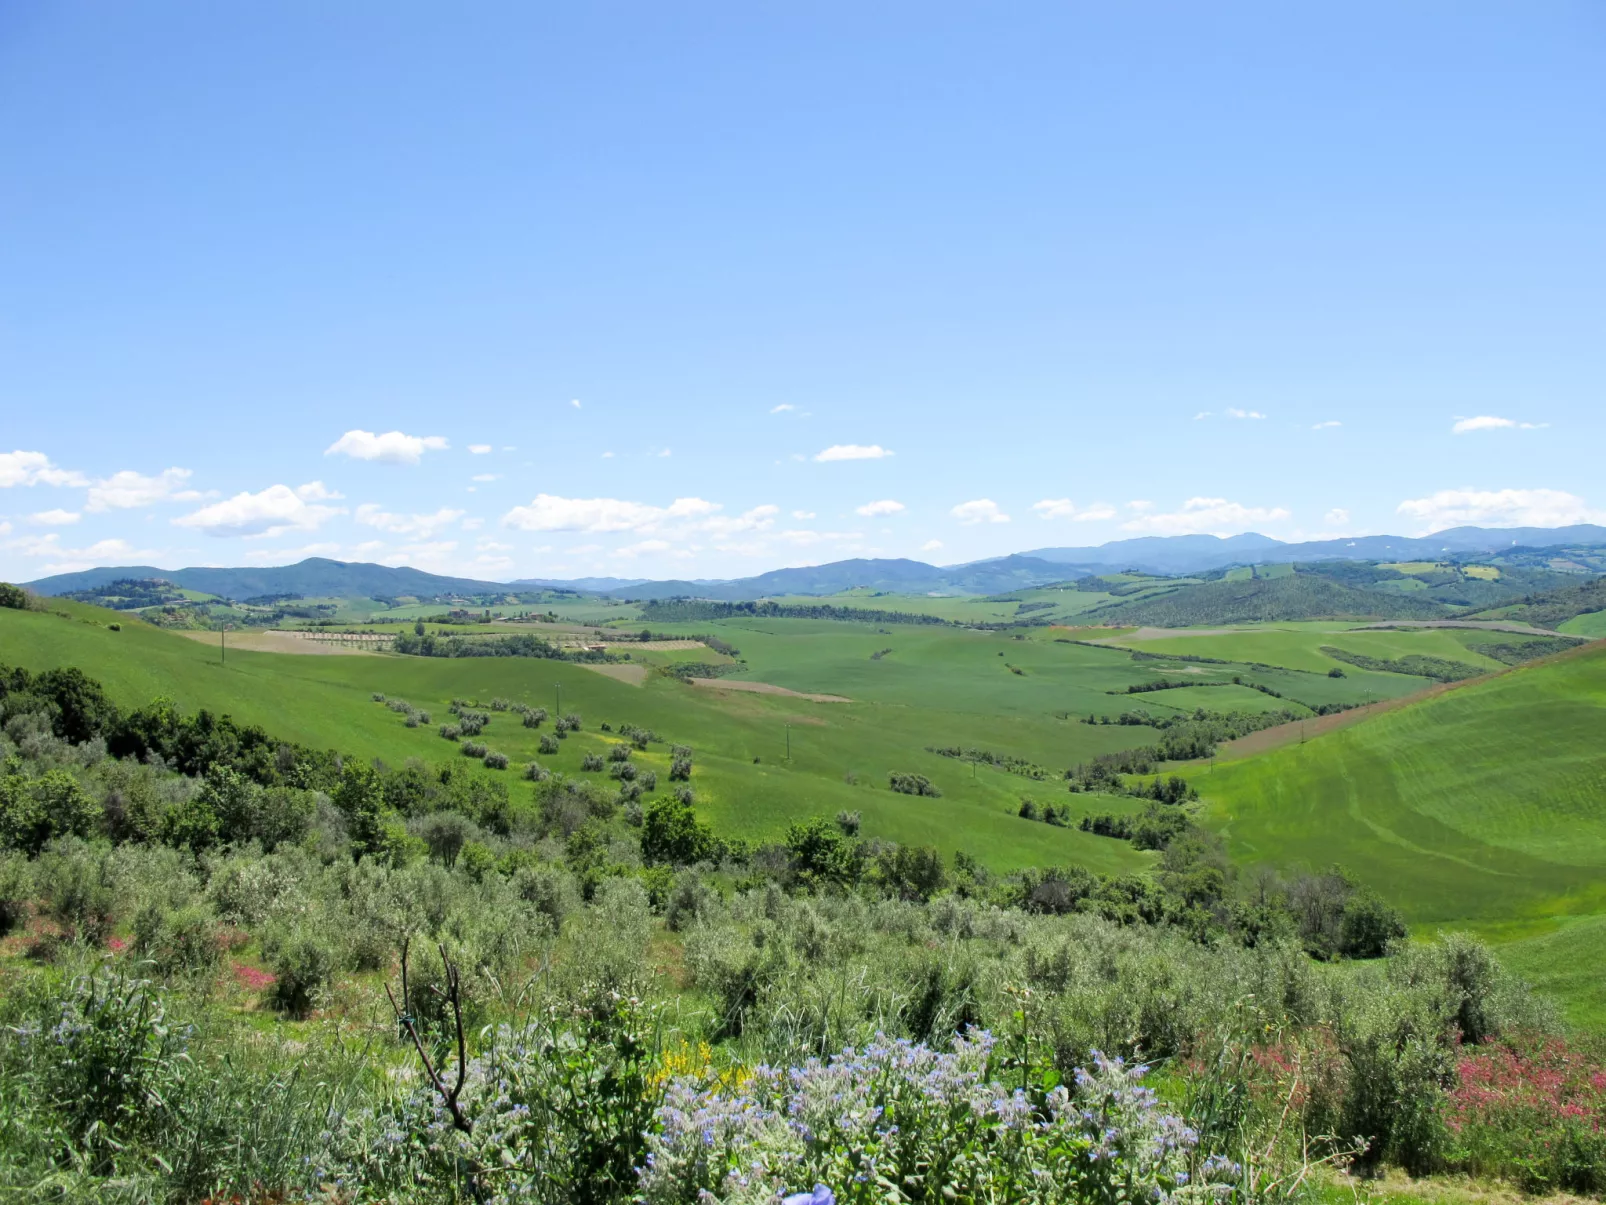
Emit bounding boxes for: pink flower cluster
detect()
[1448,1038,1606,1135]
[232,962,277,991]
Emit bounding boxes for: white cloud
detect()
[921,539,943,551]
[173,483,346,538]
[1193,411,1211,421]
[855,499,905,517]
[570,399,582,409]
[1395,488,1604,533]
[1225,408,1267,420]
[85,467,199,511]
[815,444,893,462]
[658,449,672,458]
[1032,499,1116,522]
[0,450,87,489]
[1451,415,1548,434]
[472,473,500,482]
[324,429,449,464]
[1313,421,1342,430]
[1121,497,1291,535]
[792,510,815,519]
[475,538,513,553]
[702,505,779,538]
[29,509,80,526]
[771,404,795,413]
[461,517,484,531]
[951,499,1010,525]
[502,494,718,534]
[1127,500,1154,513]
[6,534,159,574]
[371,541,460,570]
[1325,508,1351,525]
[293,481,343,502]
[468,444,492,454]
[355,504,467,539]
[0,522,10,536]
[601,451,615,458]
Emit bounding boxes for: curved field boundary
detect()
[1204,635,1605,762]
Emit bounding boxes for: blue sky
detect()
[3,2,1604,582]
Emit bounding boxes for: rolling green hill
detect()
[0,600,1157,876]
[1199,640,1606,1020]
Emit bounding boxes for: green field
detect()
[11,596,1606,1021]
[1562,610,1606,638]
[1199,641,1606,1021]
[0,601,1158,876]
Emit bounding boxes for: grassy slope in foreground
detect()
[0,601,1151,876]
[1200,640,1606,1021]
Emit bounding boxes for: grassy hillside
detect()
[1199,640,1606,1019]
[0,601,1155,876]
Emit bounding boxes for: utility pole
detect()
[221,624,226,666]
[785,723,790,762]
[555,683,562,717]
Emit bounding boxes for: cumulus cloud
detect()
[1193,411,1211,421]
[468,444,492,454]
[770,404,795,413]
[1120,497,1291,535]
[173,482,346,538]
[1225,408,1267,420]
[570,399,582,408]
[502,494,718,534]
[951,499,1010,525]
[6,534,159,574]
[1031,499,1116,522]
[703,505,779,538]
[921,539,944,551]
[1313,421,1342,430]
[85,467,200,511]
[29,509,80,526]
[1451,415,1548,434]
[355,504,467,539]
[295,481,344,501]
[0,451,87,489]
[325,429,449,464]
[1395,488,1604,533]
[1325,508,1351,526]
[792,510,815,519]
[855,499,905,517]
[815,444,893,462]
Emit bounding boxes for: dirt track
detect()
[689,678,850,703]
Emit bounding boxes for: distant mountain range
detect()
[1015,525,1606,575]
[20,524,1606,602]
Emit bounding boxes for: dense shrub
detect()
[888,772,940,798]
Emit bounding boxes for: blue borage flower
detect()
[637,1035,1238,1204]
